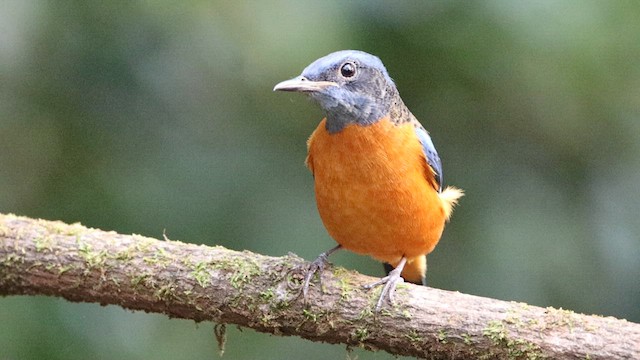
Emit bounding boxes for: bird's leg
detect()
[302,245,342,299]
[363,257,408,311]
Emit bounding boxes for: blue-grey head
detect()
[274,50,407,133]
[274,50,444,190]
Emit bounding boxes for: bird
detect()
[273,50,463,310]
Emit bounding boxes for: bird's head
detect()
[274,50,401,133]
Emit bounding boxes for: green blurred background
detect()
[1,1,639,359]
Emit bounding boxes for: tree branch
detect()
[0,213,638,359]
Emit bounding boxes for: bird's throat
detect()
[323,97,396,134]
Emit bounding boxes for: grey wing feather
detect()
[414,126,443,192]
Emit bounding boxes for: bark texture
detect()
[1,213,638,359]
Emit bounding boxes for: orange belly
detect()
[306,118,446,266]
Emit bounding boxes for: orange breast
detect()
[306,118,446,266]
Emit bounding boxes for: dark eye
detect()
[340,62,357,78]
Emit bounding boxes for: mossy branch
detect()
[1,213,638,359]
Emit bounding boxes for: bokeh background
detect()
[1,1,639,359]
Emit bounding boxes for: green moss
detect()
[259,288,275,301]
[302,309,323,323]
[156,246,169,258]
[258,287,288,310]
[462,333,473,345]
[356,307,374,321]
[405,329,422,344]
[527,318,540,327]
[77,241,108,270]
[273,299,290,310]
[155,284,180,302]
[483,320,508,344]
[131,273,151,288]
[258,288,292,310]
[545,307,576,332]
[58,265,73,275]
[34,236,53,252]
[155,251,173,266]
[140,247,173,268]
[366,286,383,309]
[331,266,349,277]
[337,275,355,302]
[229,262,260,289]
[482,320,546,359]
[518,302,531,310]
[352,327,369,342]
[260,313,274,325]
[186,254,263,292]
[436,329,448,344]
[286,272,303,287]
[143,256,160,265]
[3,253,24,265]
[401,309,412,320]
[47,221,84,236]
[211,256,261,289]
[396,282,410,290]
[505,308,525,327]
[190,261,210,288]
[113,249,133,261]
[133,236,154,252]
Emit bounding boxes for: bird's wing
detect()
[414,126,443,192]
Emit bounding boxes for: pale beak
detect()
[273,76,338,92]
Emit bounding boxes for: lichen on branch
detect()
[1,213,639,359]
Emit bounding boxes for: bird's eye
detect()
[340,62,357,78]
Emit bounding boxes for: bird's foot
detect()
[301,245,342,300]
[363,260,406,311]
[301,253,329,299]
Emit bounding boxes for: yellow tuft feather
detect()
[439,186,464,220]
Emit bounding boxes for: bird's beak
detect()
[273,76,338,92]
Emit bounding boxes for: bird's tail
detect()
[439,186,464,220]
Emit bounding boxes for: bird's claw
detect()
[363,266,405,311]
[301,252,330,299]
